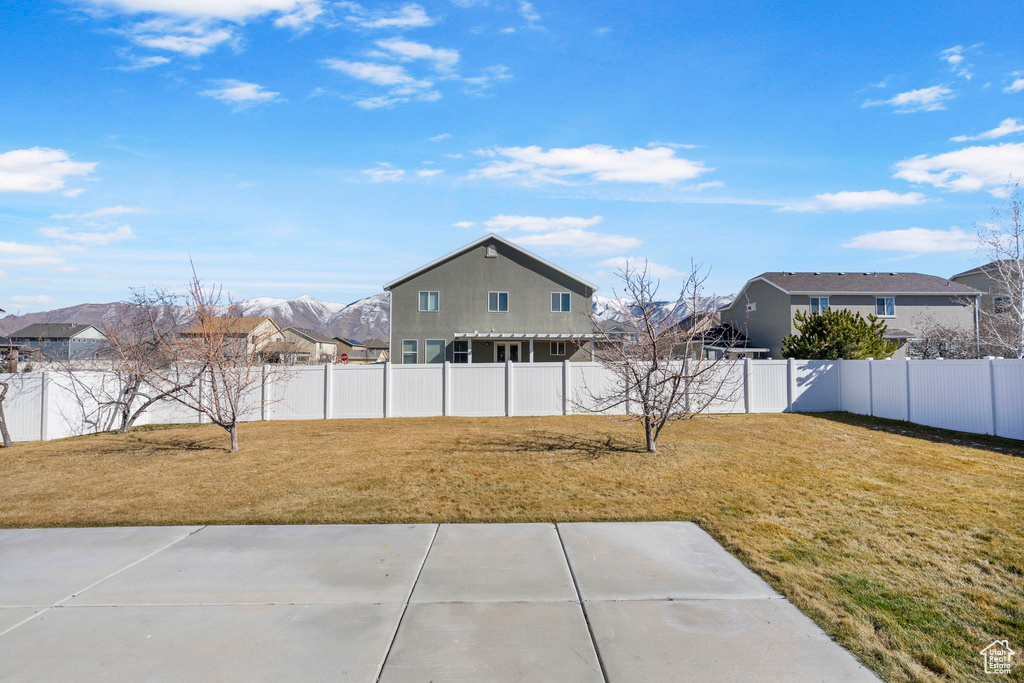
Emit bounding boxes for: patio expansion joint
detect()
[554,523,611,683]
[0,525,206,640]
[373,523,440,683]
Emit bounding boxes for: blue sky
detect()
[2,0,1024,312]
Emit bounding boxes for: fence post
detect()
[39,371,49,441]
[443,361,450,416]
[786,358,794,413]
[904,358,912,423]
[987,357,998,436]
[383,362,392,418]
[323,363,332,419]
[505,360,513,417]
[866,358,874,416]
[562,360,572,415]
[743,358,751,414]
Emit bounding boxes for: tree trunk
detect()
[644,416,657,453]
[0,384,12,448]
[229,422,240,452]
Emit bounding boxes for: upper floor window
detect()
[488,291,509,312]
[875,296,895,317]
[418,291,439,312]
[551,292,571,312]
[810,296,829,314]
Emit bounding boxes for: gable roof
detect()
[950,259,1019,279]
[11,323,103,339]
[383,233,598,292]
[361,338,388,349]
[179,316,278,336]
[333,337,366,347]
[284,326,336,344]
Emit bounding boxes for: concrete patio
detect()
[0,522,877,682]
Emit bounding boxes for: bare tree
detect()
[0,317,18,447]
[143,267,287,451]
[976,181,1024,358]
[576,262,743,453]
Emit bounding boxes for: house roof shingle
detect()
[361,338,389,350]
[756,271,981,295]
[179,316,276,336]
[11,323,101,339]
[285,327,337,344]
[950,259,1019,279]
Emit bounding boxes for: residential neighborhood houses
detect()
[3,237,1005,366]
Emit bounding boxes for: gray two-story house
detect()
[10,323,107,361]
[384,234,598,364]
[720,272,982,359]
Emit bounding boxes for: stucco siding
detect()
[721,279,792,358]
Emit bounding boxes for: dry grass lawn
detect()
[2,413,1023,682]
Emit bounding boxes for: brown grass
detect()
[2,413,1023,682]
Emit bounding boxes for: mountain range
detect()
[1,292,734,343]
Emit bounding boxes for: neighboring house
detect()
[384,233,598,364]
[282,327,338,363]
[332,337,387,364]
[361,338,389,362]
[0,336,24,371]
[720,272,982,359]
[950,260,1021,316]
[178,316,283,357]
[9,323,107,360]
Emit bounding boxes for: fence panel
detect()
[992,360,1024,440]
[391,364,444,417]
[909,360,993,435]
[0,373,43,442]
[512,363,564,416]
[748,361,789,413]
[270,366,326,420]
[332,364,385,419]
[569,363,623,415]
[792,361,840,412]
[702,361,746,414]
[840,361,870,415]
[870,361,908,422]
[449,364,505,416]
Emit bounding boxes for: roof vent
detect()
[814,272,821,275]
[485,245,497,258]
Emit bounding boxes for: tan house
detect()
[282,327,338,363]
[178,316,283,357]
[333,337,387,364]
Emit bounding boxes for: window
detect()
[488,291,509,312]
[995,296,1010,314]
[485,244,497,258]
[746,302,757,312]
[551,292,571,312]
[810,297,829,314]
[418,291,439,312]
[425,339,445,364]
[453,340,469,363]
[402,339,418,364]
[875,296,895,317]
[550,341,566,356]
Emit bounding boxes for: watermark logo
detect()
[981,640,1015,675]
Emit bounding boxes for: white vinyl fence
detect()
[2,358,1023,443]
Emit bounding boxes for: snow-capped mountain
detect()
[1,291,733,345]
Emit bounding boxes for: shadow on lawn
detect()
[478,431,646,459]
[804,411,1024,459]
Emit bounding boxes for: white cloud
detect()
[125,19,237,56]
[39,225,136,246]
[429,133,452,141]
[456,64,512,93]
[343,2,435,29]
[374,38,459,71]
[117,53,172,70]
[518,0,541,29]
[781,190,928,212]
[416,169,444,177]
[863,85,954,113]
[1,294,55,311]
[52,205,149,220]
[842,227,977,253]
[481,215,603,232]
[0,147,97,194]
[78,0,322,21]
[0,242,57,256]
[1004,73,1024,94]
[940,45,974,80]
[470,144,711,185]
[323,58,439,107]
[362,163,405,181]
[597,256,682,279]
[452,220,475,228]
[199,79,282,109]
[951,118,1024,142]
[893,142,1024,194]
[512,229,641,254]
